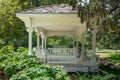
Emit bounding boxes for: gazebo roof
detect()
[16,4,86,37]
[17,4,77,14]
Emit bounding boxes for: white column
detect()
[76,38,79,57]
[26,28,33,55]
[45,37,47,50]
[36,34,40,47]
[80,33,85,61]
[91,29,98,65]
[92,30,98,55]
[41,35,44,54]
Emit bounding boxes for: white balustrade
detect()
[34,47,77,64]
[47,48,77,64]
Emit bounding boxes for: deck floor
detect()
[47,58,98,67]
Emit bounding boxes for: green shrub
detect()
[108,54,120,60]
[10,65,70,80]
[107,54,120,68]
[0,45,15,69]
[4,57,41,78]
[74,71,117,80]
[16,47,27,52]
[0,53,15,69]
[0,45,14,54]
[1,46,69,80]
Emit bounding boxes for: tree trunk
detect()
[114,45,118,54]
[115,48,118,54]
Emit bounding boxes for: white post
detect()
[91,29,98,65]
[92,30,97,55]
[76,38,79,57]
[26,28,33,55]
[80,33,85,61]
[73,40,75,48]
[36,34,40,47]
[41,35,44,55]
[45,37,47,50]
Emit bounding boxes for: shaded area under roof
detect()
[17,4,77,14]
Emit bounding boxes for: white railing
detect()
[47,48,77,64]
[34,47,77,64]
[33,47,45,59]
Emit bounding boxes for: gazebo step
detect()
[64,66,98,72]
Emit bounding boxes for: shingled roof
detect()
[17,4,77,14]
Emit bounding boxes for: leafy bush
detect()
[0,46,70,80]
[74,70,118,80]
[107,54,120,68]
[0,52,24,69]
[108,54,120,60]
[0,45,15,69]
[0,53,15,69]
[10,65,70,80]
[16,47,27,52]
[0,45,14,54]
[4,57,41,78]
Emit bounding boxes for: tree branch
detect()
[110,0,120,14]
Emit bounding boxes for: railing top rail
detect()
[47,48,74,49]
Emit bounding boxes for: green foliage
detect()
[78,0,108,26]
[109,54,120,60]
[0,45,14,54]
[16,47,27,52]
[40,0,76,5]
[106,54,120,68]
[47,36,73,48]
[74,71,117,80]
[0,46,70,80]
[4,57,40,78]
[77,0,120,50]
[73,54,120,80]
[18,0,35,9]
[10,65,70,80]
[99,54,120,80]
[0,0,26,47]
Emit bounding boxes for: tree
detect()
[77,0,120,51]
[0,0,35,48]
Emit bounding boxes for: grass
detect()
[96,49,120,57]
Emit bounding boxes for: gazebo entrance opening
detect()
[47,36,73,48]
[34,35,79,64]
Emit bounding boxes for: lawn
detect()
[96,49,120,57]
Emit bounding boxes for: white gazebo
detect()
[16,4,98,72]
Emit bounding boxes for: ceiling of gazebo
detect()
[16,4,86,37]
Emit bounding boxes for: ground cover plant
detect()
[0,45,120,80]
[0,45,70,80]
[71,53,120,80]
